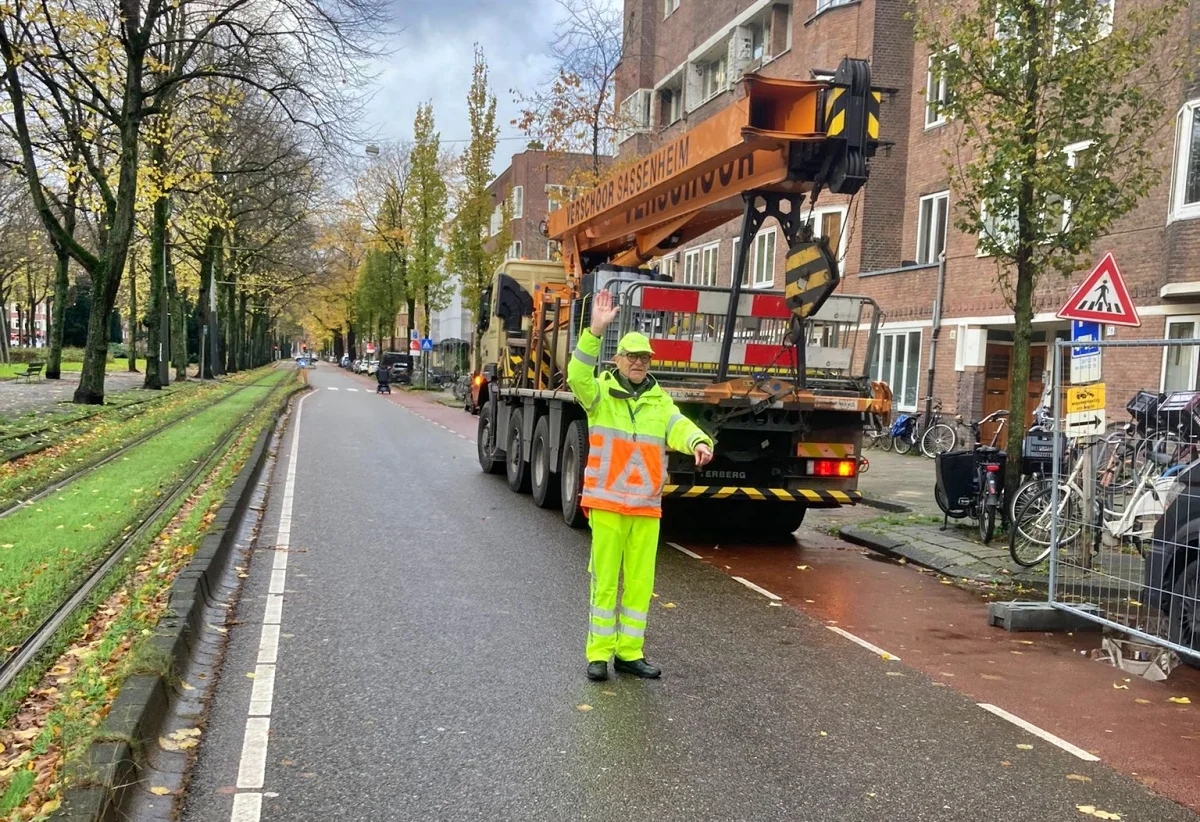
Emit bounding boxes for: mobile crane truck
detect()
[472,57,891,538]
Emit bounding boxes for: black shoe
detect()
[587,661,608,681]
[614,657,661,678]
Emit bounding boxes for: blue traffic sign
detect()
[1071,320,1100,357]
[420,338,434,352]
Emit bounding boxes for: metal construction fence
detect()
[1011,338,1200,673]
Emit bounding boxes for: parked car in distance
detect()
[380,351,414,385]
[366,360,379,376]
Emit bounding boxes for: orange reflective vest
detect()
[566,330,713,518]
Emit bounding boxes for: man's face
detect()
[616,351,651,384]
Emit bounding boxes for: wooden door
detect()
[981,342,1046,445]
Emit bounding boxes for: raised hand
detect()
[589,289,619,336]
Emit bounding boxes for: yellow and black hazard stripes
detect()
[795,442,855,459]
[663,485,861,506]
[868,91,881,140]
[784,241,839,319]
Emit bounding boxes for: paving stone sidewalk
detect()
[0,369,148,419]
[848,449,1144,597]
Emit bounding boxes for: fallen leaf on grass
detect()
[39,799,61,814]
[601,690,616,697]
[149,786,173,796]
[0,544,12,549]
[1066,774,1093,783]
[576,704,593,712]
[1168,697,1191,705]
[1076,805,1121,819]
[1016,744,1034,750]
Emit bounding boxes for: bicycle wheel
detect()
[879,434,894,452]
[978,501,996,544]
[1007,476,1049,525]
[921,423,957,459]
[894,431,915,455]
[1009,484,1083,567]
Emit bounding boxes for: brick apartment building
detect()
[486,147,604,262]
[614,0,1200,427]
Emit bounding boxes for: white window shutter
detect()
[727,27,752,83]
[685,64,704,112]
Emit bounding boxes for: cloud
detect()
[359,0,565,173]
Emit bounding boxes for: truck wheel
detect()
[477,402,505,475]
[505,408,531,493]
[1168,558,1200,668]
[531,415,559,509]
[560,419,588,528]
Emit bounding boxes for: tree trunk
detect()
[172,289,187,381]
[406,297,415,341]
[197,226,222,378]
[144,183,169,389]
[237,291,248,370]
[127,255,138,372]
[46,249,70,378]
[73,262,118,404]
[224,279,238,373]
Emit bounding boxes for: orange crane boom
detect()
[547,57,883,281]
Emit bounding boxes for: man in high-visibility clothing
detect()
[567,288,714,681]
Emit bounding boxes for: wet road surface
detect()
[179,368,1200,821]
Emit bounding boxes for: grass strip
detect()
[0,375,300,817]
[0,373,286,655]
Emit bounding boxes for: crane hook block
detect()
[783,239,840,320]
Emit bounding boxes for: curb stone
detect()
[859,496,912,514]
[51,381,308,821]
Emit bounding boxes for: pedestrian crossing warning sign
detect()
[1056,252,1140,327]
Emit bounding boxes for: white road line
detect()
[347,388,358,392]
[977,703,1100,762]
[257,624,279,665]
[826,625,901,661]
[230,391,309,819]
[248,663,276,716]
[235,717,271,788]
[327,387,339,391]
[732,576,782,600]
[667,542,702,559]
[231,793,262,821]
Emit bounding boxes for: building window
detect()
[925,48,954,128]
[510,241,522,258]
[816,0,855,11]
[802,205,847,262]
[489,206,502,237]
[546,184,564,212]
[546,240,562,260]
[618,89,652,143]
[683,243,718,286]
[917,191,949,264]
[871,330,922,411]
[1163,318,1200,393]
[1055,0,1114,50]
[657,84,682,127]
[510,186,524,219]
[657,254,678,281]
[700,56,725,101]
[752,228,777,288]
[687,43,727,111]
[1171,99,1200,222]
[664,0,679,18]
[1061,139,1095,229]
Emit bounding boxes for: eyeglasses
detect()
[622,352,651,364]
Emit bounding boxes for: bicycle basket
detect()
[1021,430,1064,476]
[1157,391,1200,438]
[1126,391,1164,430]
[935,450,978,511]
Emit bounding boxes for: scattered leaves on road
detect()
[1066,774,1093,783]
[1076,805,1121,819]
[1134,698,1151,705]
[1168,696,1191,704]
[1016,744,1034,750]
[796,565,810,571]
[149,786,173,796]
[1112,683,1128,690]
[576,704,593,712]
[661,602,677,609]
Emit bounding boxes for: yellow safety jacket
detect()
[567,330,713,518]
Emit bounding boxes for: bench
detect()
[16,362,44,383]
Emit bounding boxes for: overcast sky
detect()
[358,0,568,174]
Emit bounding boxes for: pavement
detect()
[0,368,147,419]
[173,366,1200,822]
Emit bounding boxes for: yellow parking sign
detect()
[1066,383,1105,414]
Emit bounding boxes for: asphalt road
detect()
[180,366,1200,822]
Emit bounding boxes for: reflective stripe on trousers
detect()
[586,508,661,663]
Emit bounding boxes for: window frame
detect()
[663,0,679,19]
[1170,98,1200,223]
[509,240,522,259]
[510,186,524,219]
[1162,316,1200,393]
[683,242,719,286]
[872,329,924,412]
[803,204,849,262]
[924,47,955,129]
[1061,139,1095,230]
[751,227,777,289]
[916,191,949,265]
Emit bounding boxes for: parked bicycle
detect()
[933,408,1011,544]
[919,401,958,459]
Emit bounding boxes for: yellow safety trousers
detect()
[586,509,661,663]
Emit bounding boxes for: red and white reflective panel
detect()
[631,286,791,320]
[648,339,853,370]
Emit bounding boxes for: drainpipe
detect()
[923,251,948,425]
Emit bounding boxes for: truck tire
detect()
[505,407,531,493]
[477,401,505,475]
[560,419,589,528]
[531,415,559,509]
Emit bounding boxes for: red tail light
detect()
[473,375,484,386]
[811,459,857,478]
[986,463,1000,472]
